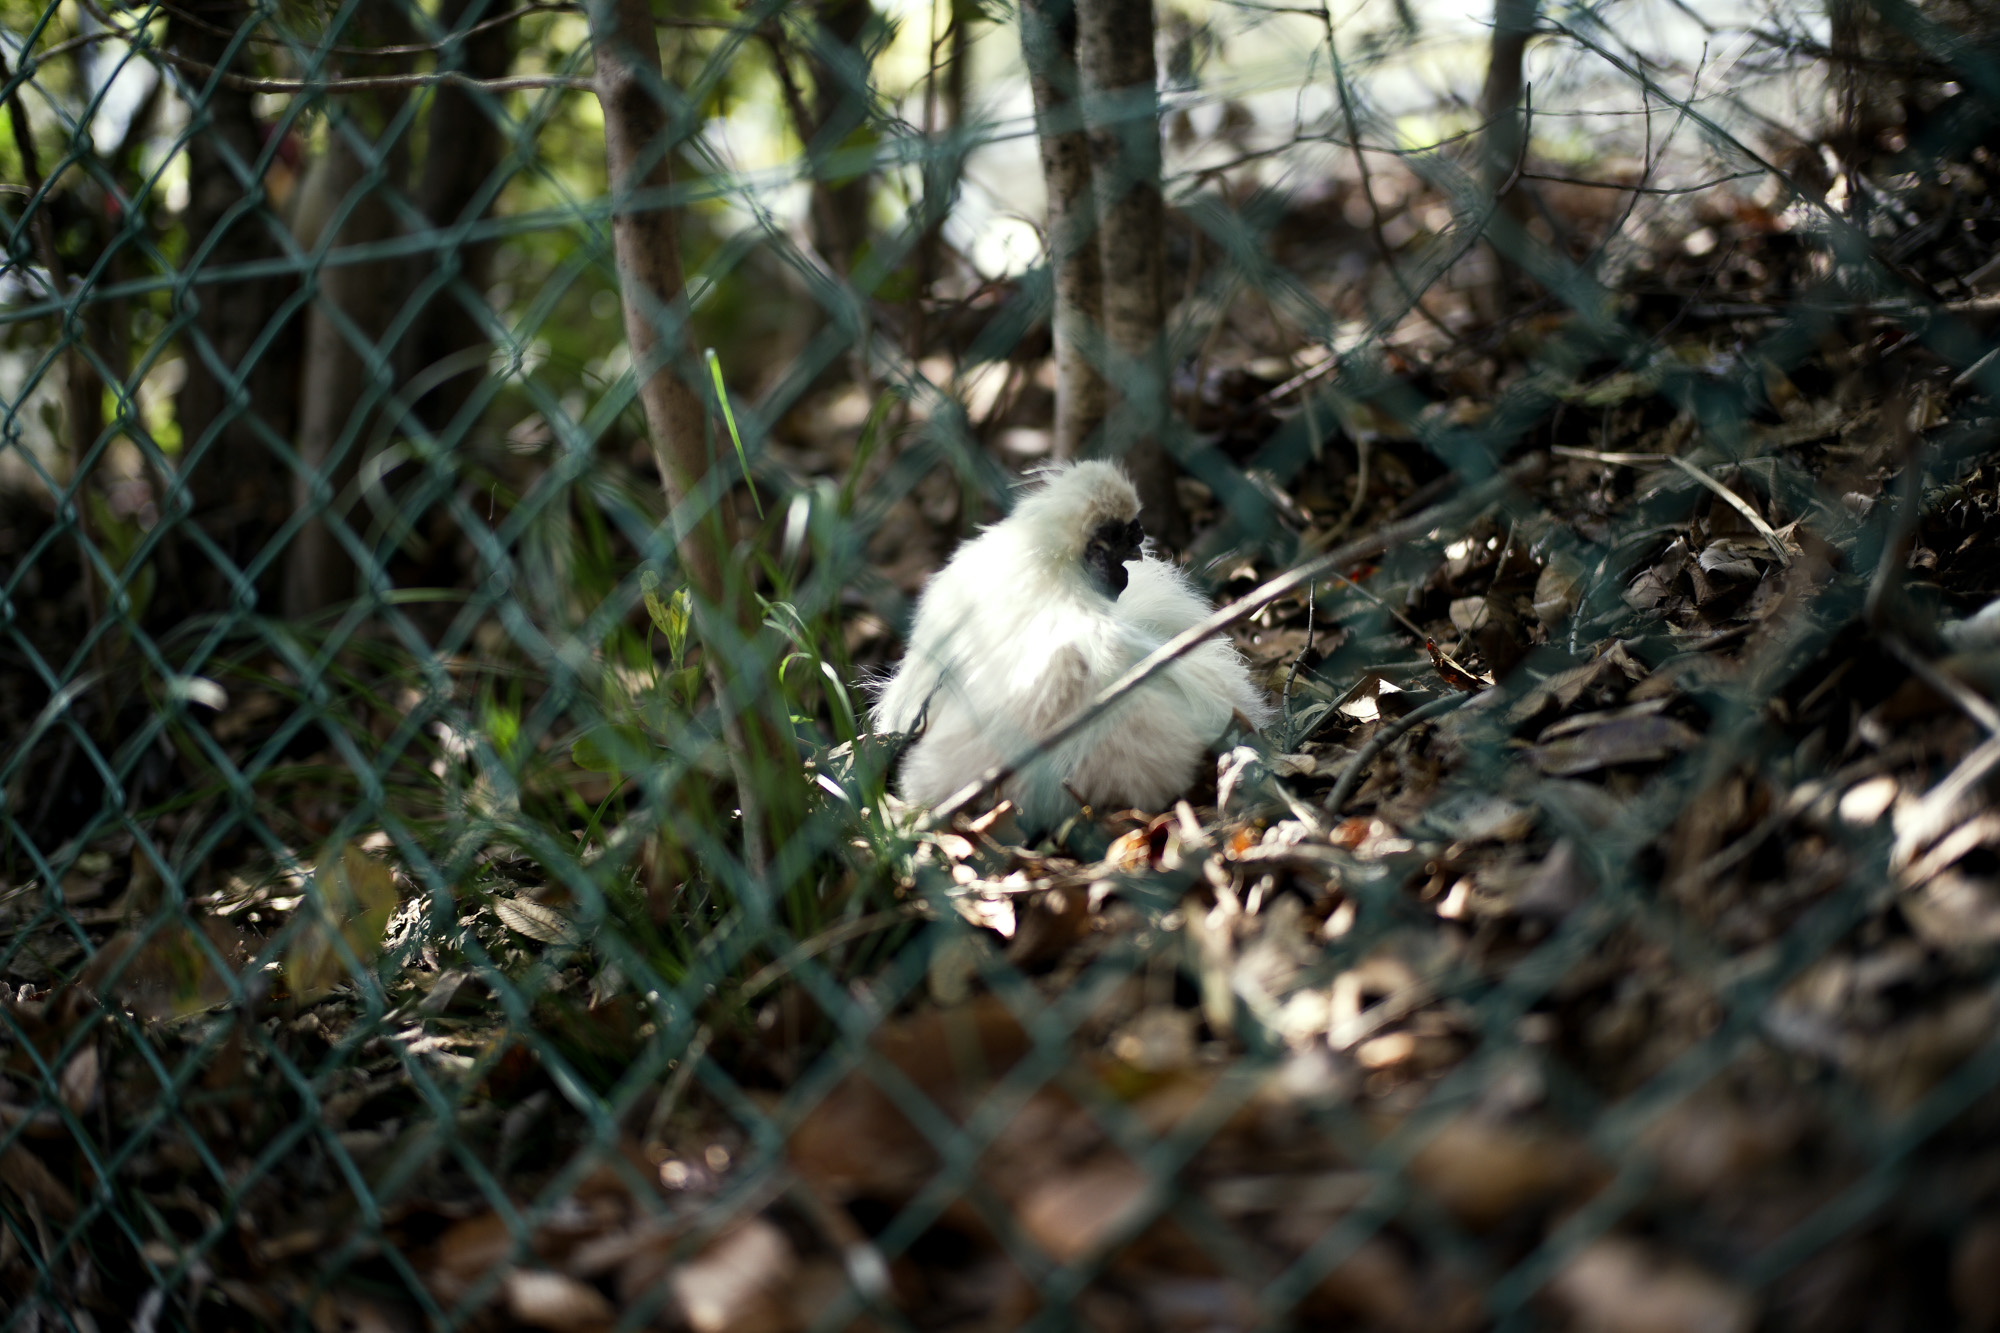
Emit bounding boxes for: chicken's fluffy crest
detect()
[1010,459,1141,567]
[873,461,1271,829]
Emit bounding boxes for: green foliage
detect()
[84,490,156,622]
[640,569,691,667]
[705,347,763,518]
[481,684,524,769]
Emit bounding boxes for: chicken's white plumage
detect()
[873,462,1270,828]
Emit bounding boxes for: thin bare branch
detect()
[151,1,581,56]
[73,0,590,94]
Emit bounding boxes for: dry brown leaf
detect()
[0,1141,75,1222]
[1405,1116,1594,1229]
[1624,540,1691,611]
[951,892,1016,938]
[1427,791,1536,843]
[430,1211,518,1299]
[57,1044,97,1116]
[1530,715,1701,776]
[1007,886,1092,967]
[1336,672,1411,724]
[1016,1154,1151,1263]
[1639,1094,1800,1196]
[1105,827,1154,871]
[1954,1217,2000,1333]
[1302,1237,1443,1332]
[1696,537,1767,581]
[932,832,976,861]
[83,917,247,1021]
[1903,871,2000,949]
[1110,1009,1198,1072]
[286,844,400,1001]
[1533,552,1586,627]
[788,997,1030,1199]
[667,1219,799,1333]
[1547,1238,1754,1333]
[504,1269,615,1332]
[494,896,581,948]
[1507,658,1615,724]
[1448,595,1492,634]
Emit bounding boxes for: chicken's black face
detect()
[1083,517,1145,598]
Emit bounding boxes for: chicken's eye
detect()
[1088,518,1142,561]
[1082,529,1133,598]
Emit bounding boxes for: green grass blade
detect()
[705,347,764,519]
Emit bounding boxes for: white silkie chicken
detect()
[873,461,1271,830]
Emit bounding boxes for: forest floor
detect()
[8,147,2000,1331]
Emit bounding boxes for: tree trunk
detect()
[398,0,513,435]
[0,46,112,692]
[169,1,301,610]
[1476,0,1537,311]
[586,0,797,877]
[1020,0,1107,463]
[910,0,978,363]
[1076,0,1185,547]
[945,0,973,138]
[808,0,876,278]
[284,12,412,617]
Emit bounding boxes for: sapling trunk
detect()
[399,0,514,435]
[1021,0,1107,462]
[1475,0,1537,312]
[171,0,301,609]
[285,7,411,616]
[1075,0,1186,547]
[586,0,797,877]
[807,0,876,280]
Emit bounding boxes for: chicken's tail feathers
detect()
[868,652,958,736]
[852,661,899,699]
[1158,638,1277,735]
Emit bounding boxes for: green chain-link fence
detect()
[7,0,2000,1327]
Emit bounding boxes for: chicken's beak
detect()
[1086,518,1144,598]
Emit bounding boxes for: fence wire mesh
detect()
[5,0,2000,1328]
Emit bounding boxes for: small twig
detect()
[1552,18,1947,306]
[1551,444,1668,466]
[1318,562,1428,645]
[1882,633,2000,872]
[1586,72,1659,279]
[1866,434,1929,633]
[1518,168,1760,196]
[1320,0,1461,349]
[640,1022,711,1148]
[1281,581,1315,740]
[1549,446,1792,564]
[1893,736,2000,874]
[1885,634,2000,736]
[1318,433,1371,547]
[738,911,906,999]
[1253,351,1341,409]
[74,0,589,94]
[1952,346,2000,391]
[924,455,1545,826]
[153,1,587,57]
[1326,692,1476,816]
[1666,456,1792,566]
[1496,83,1533,202]
[1329,975,1434,1050]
